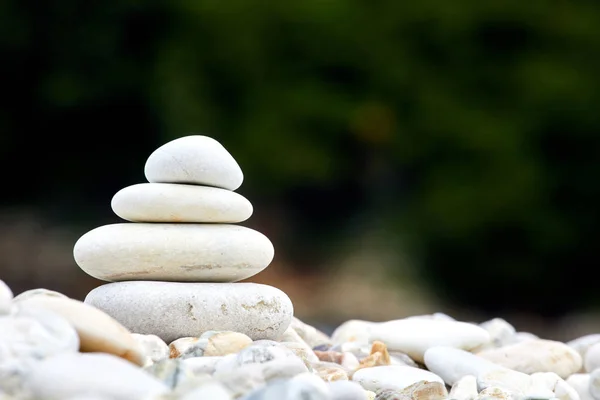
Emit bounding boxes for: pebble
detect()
[213,342,309,388]
[370,319,490,363]
[331,320,377,345]
[241,372,329,400]
[111,183,253,223]
[424,346,531,392]
[566,373,593,400]
[290,317,333,348]
[25,352,168,400]
[477,339,582,378]
[204,331,253,356]
[472,318,517,351]
[17,295,145,366]
[0,280,13,315]
[74,223,274,282]
[85,281,293,343]
[12,288,68,302]
[312,361,350,381]
[476,386,512,400]
[589,369,600,400]
[328,380,369,400]
[381,380,448,400]
[169,337,207,359]
[182,356,223,375]
[585,343,600,372]
[0,306,80,395]
[449,375,479,400]
[352,365,444,392]
[282,341,320,364]
[144,358,195,389]
[144,135,244,190]
[132,333,169,366]
[177,379,233,400]
[568,335,600,368]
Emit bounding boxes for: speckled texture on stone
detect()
[111,183,253,223]
[73,223,274,283]
[144,135,244,191]
[84,281,294,343]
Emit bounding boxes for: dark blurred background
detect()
[1,1,599,339]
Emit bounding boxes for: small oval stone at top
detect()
[111,183,253,223]
[144,135,244,191]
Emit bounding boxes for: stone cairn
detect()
[73,135,293,343]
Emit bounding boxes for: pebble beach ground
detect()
[2,280,600,400]
[2,135,598,399]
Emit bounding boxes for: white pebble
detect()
[24,353,168,400]
[566,374,594,400]
[131,334,169,366]
[0,280,13,315]
[585,344,600,372]
[449,375,479,400]
[370,318,490,362]
[352,365,444,392]
[477,339,582,378]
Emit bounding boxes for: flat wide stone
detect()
[84,281,294,343]
[111,183,253,223]
[73,223,274,282]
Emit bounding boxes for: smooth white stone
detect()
[131,334,169,367]
[111,183,253,223]
[513,332,539,343]
[474,318,517,351]
[586,344,600,373]
[568,335,600,369]
[290,317,332,348]
[85,282,293,343]
[18,296,144,366]
[0,280,12,315]
[477,369,533,394]
[74,223,274,283]
[6,305,80,355]
[352,365,444,392]
[24,353,168,400]
[371,319,490,363]
[12,288,68,303]
[182,356,223,375]
[449,375,479,400]
[331,320,378,345]
[424,346,531,392]
[566,374,593,400]
[555,378,581,400]
[144,135,244,190]
[328,381,369,400]
[476,386,513,400]
[178,380,232,400]
[242,373,329,400]
[280,327,319,363]
[589,369,600,400]
[477,339,582,378]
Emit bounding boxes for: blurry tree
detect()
[1,0,599,316]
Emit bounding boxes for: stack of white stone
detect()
[73,135,293,343]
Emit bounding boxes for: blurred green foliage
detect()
[2,0,599,315]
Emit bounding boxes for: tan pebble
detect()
[204,331,252,356]
[315,350,344,364]
[370,341,391,364]
[18,296,144,366]
[400,380,448,400]
[313,363,349,382]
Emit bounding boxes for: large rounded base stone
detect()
[84,281,293,343]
